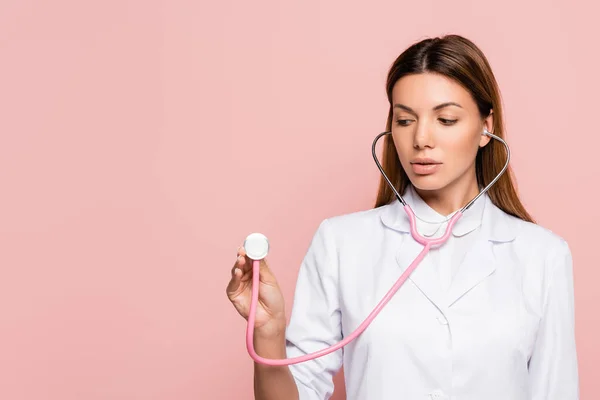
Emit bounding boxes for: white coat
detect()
[284,189,579,400]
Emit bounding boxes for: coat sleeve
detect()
[285,219,344,400]
[528,239,579,399]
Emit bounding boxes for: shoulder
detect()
[509,213,571,259]
[497,208,575,317]
[315,203,392,243]
[301,204,393,261]
[324,204,388,230]
[491,205,573,284]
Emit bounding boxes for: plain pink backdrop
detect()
[0,1,598,399]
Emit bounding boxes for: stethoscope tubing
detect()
[245,128,509,366]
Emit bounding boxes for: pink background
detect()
[0,1,598,399]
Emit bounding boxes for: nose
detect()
[413,123,434,149]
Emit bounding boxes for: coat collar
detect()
[379,184,517,243]
[379,185,520,309]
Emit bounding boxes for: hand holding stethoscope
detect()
[226,244,287,342]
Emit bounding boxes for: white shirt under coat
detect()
[285,186,579,400]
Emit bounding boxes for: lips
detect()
[409,158,442,175]
[410,158,442,165]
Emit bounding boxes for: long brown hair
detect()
[374,34,535,223]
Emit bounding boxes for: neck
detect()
[413,178,480,216]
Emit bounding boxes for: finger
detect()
[243,257,277,285]
[235,255,249,275]
[235,244,255,274]
[228,254,245,287]
[230,254,244,276]
[260,259,279,284]
[239,255,255,282]
[226,261,244,295]
[239,257,268,283]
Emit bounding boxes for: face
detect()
[391,72,493,195]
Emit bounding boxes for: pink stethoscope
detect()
[243,128,509,366]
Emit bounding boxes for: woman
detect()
[225,34,579,400]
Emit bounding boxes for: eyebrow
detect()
[393,102,463,115]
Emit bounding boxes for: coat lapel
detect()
[446,197,518,307]
[395,234,445,311]
[446,236,496,307]
[380,188,519,310]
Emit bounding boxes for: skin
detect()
[391,72,494,215]
[225,71,495,399]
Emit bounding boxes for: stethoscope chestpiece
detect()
[243,233,270,260]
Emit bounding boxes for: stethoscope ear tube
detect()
[371,128,510,212]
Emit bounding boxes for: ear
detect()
[479,109,494,148]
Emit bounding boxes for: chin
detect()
[407,175,449,192]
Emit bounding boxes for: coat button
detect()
[429,389,449,399]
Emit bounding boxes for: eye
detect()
[395,119,412,126]
[439,118,458,125]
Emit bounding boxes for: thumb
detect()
[255,257,279,286]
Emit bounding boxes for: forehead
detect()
[391,72,474,110]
